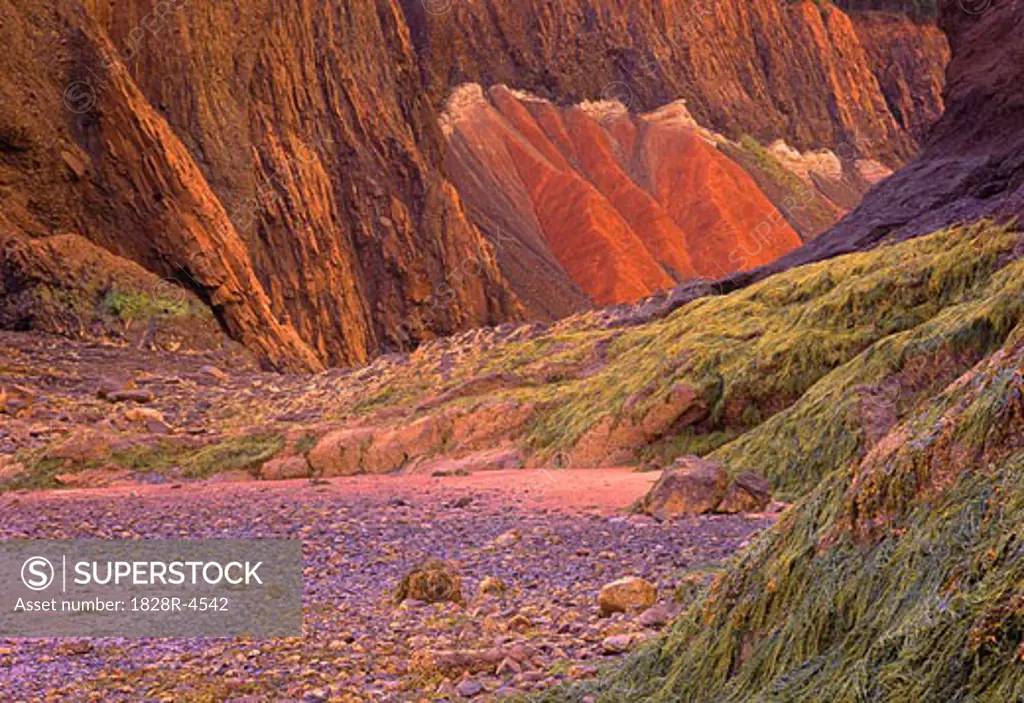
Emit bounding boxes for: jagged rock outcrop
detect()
[405,0,948,166]
[441,86,803,313]
[0,0,521,370]
[0,0,950,366]
[713,0,1024,294]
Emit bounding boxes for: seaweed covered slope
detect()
[541,305,1024,702]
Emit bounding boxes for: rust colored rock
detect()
[413,0,946,165]
[106,390,156,405]
[443,86,802,310]
[645,456,729,520]
[598,576,657,616]
[54,467,133,489]
[0,1,520,371]
[720,0,1024,302]
[308,428,374,477]
[260,456,312,482]
[718,471,773,514]
[0,457,26,485]
[47,430,114,464]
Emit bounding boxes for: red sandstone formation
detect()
[443,87,803,309]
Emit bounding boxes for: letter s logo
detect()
[21,556,55,591]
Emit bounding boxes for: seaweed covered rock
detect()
[644,457,728,520]
[395,561,463,605]
[717,471,772,514]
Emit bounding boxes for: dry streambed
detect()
[0,475,774,701]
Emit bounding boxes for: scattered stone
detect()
[496,657,521,676]
[644,455,728,519]
[433,468,471,478]
[260,456,312,481]
[0,386,34,416]
[105,389,156,404]
[490,529,521,548]
[568,664,599,680]
[598,576,657,616]
[96,378,133,400]
[601,634,635,654]
[456,676,483,698]
[506,614,532,632]
[478,576,506,597]
[0,457,26,485]
[717,471,772,513]
[638,603,675,628]
[396,561,463,604]
[199,365,229,383]
[124,408,166,425]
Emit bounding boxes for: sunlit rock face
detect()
[442,86,803,312]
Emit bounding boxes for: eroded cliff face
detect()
[443,86,805,312]
[405,0,949,166]
[740,0,1024,283]
[0,0,950,368]
[0,0,522,370]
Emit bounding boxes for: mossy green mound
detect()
[529,240,1024,701]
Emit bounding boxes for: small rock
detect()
[495,657,521,676]
[478,576,506,597]
[506,614,532,632]
[451,495,474,509]
[199,365,229,383]
[54,467,133,489]
[124,408,166,425]
[601,634,635,654]
[638,604,674,629]
[260,456,312,481]
[568,664,599,680]
[598,576,657,616]
[396,561,463,604]
[46,430,113,463]
[490,529,521,548]
[0,457,26,485]
[96,378,133,399]
[456,676,483,698]
[106,389,156,404]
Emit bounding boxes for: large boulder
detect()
[308,428,374,477]
[260,456,312,481]
[644,456,728,519]
[718,471,772,513]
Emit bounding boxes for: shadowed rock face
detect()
[406,0,948,166]
[715,0,1024,292]
[442,86,803,313]
[0,0,522,371]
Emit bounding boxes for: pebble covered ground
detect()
[0,477,774,701]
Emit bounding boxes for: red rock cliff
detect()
[0,0,522,370]
[0,0,950,367]
[405,0,949,166]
